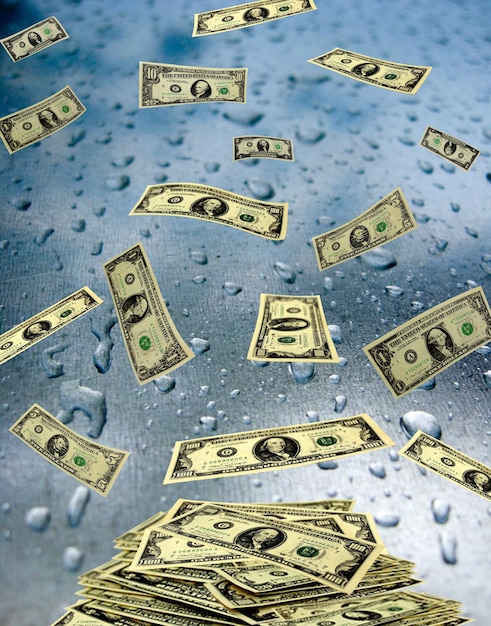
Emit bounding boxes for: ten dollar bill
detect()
[420,126,480,171]
[363,286,491,398]
[104,242,194,384]
[1,16,69,62]
[129,183,288,240]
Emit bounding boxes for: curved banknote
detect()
[9,404,129,496]
[0,286,102,366]
[130,183,288,240]
[313,187,417,271]
[1,16,69,62]
[363,286,491,398]
[308,48,432,94]
[248,294,339,361]
[139,62,247,107]
[420,126,480,171]
[400,431,491,502]
[163,414,394,484]
[152,504,383,593]
[104,242,194,384]
[0,85,86,154]
[233,135,294,161]
[193,0,317,36]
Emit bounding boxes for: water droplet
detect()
[276,394,286,403]
[328,325,342,343]
[288,362,316,384]
[68,129,85,147]
[223,282,242,296]
[70,219,86,233]
[153,376,176,393]
[439,531,457,564]
[242,415,251,424]
[190,338,210,354]
[389,450,399,462]
[432,498,451,524]
[63,546,85,571]
[190,251,208,265]
[324,277,334,291]
[318,460,338,470]
[204,162,220,173]
[91,308,117,375]
[334,395,347,413]
[9,197,31,211]
[223,111,263,126]
[105,174,130,191]
[67,486,90,527]
[192,275,206,284]
[432,235,448,252]
[57,379,107,438]
[42,343,69,378]
[369,462,386,478]
[374,511,400,527]
[400,410,441,439]
[295,128,325,144]
[230,389,240,398]
[360,248,397,269]
[91,241,103,256]
[483,371,491,389]
[465,226,479,238]
[329,374,340,384]
[245,179,275,200]
[200,416,217,431]
[417,377,436,390]
[385,285,404,297]
[34,228,55,246]
[306,410,319,422]
[25,506,51,531]
[418,160,434,174]
[111,155,134,167]
[274,262,296,284]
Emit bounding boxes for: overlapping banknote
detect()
[308,48,432,94]
[129,183,288,240]
[420,126,480,171]
[233,135,294,161]
[163,414,394,484]
[0,85,86,153]
[139,61,247,107]
[0,286,102,366]
[0,16,69,61]
[400,430,491,502]
[312,187,417,271]
[104,242,194,384]
[363,286,491,398]
[247,294,338,361]
[9,404,129,496]
[193,0,317,36]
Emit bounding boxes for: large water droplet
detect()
[418,160,434,174]
[190,250,208,265]
[400,410,441,439]
[439,531,457,564]
[42,343,69,378]
[288,362,316,384]
[25,506,51,531]
[223,282,242,296]
[67,486,90,527]
[334,395,347,413]
[57,379,107,438]
[369,462,386,478]
[200,416,217,431]
[245,179,275,200]
[374,511,400,527]
[328,325,342,343]
[432,498,451,524]
[105,174,130,191]
[91,309,117,375]
[360,248,397,270]
[306,410,319,422]
[295,128,325,144]
[223,111,263,126]
[63,546,85,571]
[190,338,210,354]
[384,285,404,297]
[153,375,176,393]
[274,262,296,284]
[34,228,55,246]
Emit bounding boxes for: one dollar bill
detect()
[308,48,432,94]
[129,183,288,240]
[420,126,480,171]
[247,294,339,361]
[313,187,417,271]
[400,430,491,501]
[233,135,294,161]
[193,0,317,36]
[0,85,86,154]
[1,16,69,62]
[9,404,129,496]
[0,286,102,366]
[163,414,394,484]
[363,286,491,398]
[104,243,194,384]
[139,62,247,107]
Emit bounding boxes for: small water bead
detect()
[190,250,208,265]
[25,506,51,531]
[374,511,400,527]
[418,160,434,174]
[306,410,319,422]
[368,462,386,478]
[63,546,85,571]
[431,235,448,252]
[242,415,252,424]
[230,389,240,398]
[417,377,436,390]
[483,371,491,389]
[34,228,55,245]
[105,174,130,190]
[190,338,210,354]
[111,155,134,167]
[67,486,90,527]
[192,275,206,284]
[389,450,399,462]
[411,301,425,312]
[480,254,491,275]
[288,362,316,384]
[295,128,325,144]
[223,282,242,296]
[9,197,31,211]
[328,325,342,343]
[329,374,340,384]
[223,111,263,126]
[439,531,458,564]
[206,401,216,410]
[324,277,334,291]
[432,498,451,524]
[384,285,404,297]
[273,262,296,284]
[200,416,217,431]
[251,478,262,488]
[276,394,286,403]
[204,162,220,173]
[199,386,209,395]
[400,410,442,439]
[70,219,86,232]
[318,461,338,470]
[2,502,11,513]
[334,395,347,413]
[153,375,176,393]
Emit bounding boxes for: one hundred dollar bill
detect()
[313,187,417,271]
[400,430,491,501]
[420,126,480,171]
[150,503,383,593]
[233,135,294,161]
[1,16,69,62]
[247,294,339,361]
[104,243,194,384]
[9,404,129,496]
[163,414,394,484]
[0,85,86,154]
[308,48,432,94]
[129,183,288,240]
[139,62,247,107]
[193,0,317,36]
[363,286,491,398]
[0,286,102,366]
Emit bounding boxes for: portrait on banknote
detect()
[27,31,42,46]
[341,609,383,620]
[22,320,51,340]
[235,527,286,550]
[349,225,370,249]
[352,62,380,77]
[425,327,454,361]
[121,294,149,325]
[444,141,457,156]
[253,436,300,462]
[38,108,59,129]
[191,196,229,217]
[257,139,270,151]
[46,434,69,458]
[190,79,212,98]
[244,7,270,21]
[463,470,491,493]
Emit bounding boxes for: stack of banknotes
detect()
[51,498,470,626]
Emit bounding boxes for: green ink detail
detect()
[61,105,70,113]
[60,309,72,318]
[219,87,229,94]
[239,214,255,223]
[275,144,281,150]
[384,73,397,80]
[278,337,296,344]
[434,138,441,144]
[44,28,51,34]
[297,546,319,557]
[376,221,387,232]
[317,436,337,446]
[279,5,290,11]
[388,607,404,612]
[461,322,473,336]
[73,456,86,467]
[139,336,151,350]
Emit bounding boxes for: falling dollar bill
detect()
[233,136,294,161]
[193,0,317,36]
[400,430,491,502]
[363,286,491,398]
[312,187,417,271]
[104,243,194,384]
[163,414,394,484]
[1,16,69,62]
[129,183,288,240]
[0,85,86,154]
[308,48,432,94]
[420,126,480,171]
[247,294,339,361]
[0,286,102,366]
[139,62,247,107]
[9,404,129,496]
[151,504,383,593]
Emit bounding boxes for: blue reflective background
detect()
[1,0,490,624]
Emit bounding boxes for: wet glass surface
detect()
[0,0,490,623]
